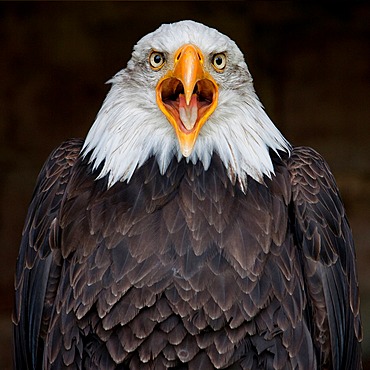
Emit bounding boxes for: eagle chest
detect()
[58,160,303,348]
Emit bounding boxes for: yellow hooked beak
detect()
[156,44,218,157]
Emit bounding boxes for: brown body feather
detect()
[13,139,362,369]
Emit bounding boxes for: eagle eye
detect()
[212,53,227,72]
[149,51,165,70]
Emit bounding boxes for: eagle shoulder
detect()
[287,146,362,369]
[13,138,83,369]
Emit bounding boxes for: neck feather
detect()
[82,76,290,191]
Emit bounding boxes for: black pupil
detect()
[215,55,224,67]
[154,54,162,64]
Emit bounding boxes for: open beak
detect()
[156,44,218,157]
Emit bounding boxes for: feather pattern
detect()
[13,142,362,369]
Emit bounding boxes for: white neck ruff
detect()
[82,70,290,192]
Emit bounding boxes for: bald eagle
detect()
[13,21,362,369]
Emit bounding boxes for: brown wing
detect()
[288,146,362,369]
[13,139,83,370]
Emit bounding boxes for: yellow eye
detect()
[149,51,165,70]
[212,53,227,71]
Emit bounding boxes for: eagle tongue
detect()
[179,94,198,131]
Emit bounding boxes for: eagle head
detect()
[82,20,290,189]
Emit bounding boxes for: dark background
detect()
[1,2,369,368]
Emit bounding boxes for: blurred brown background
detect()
[1,2,369,368]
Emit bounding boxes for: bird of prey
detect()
[13,20,362,369]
